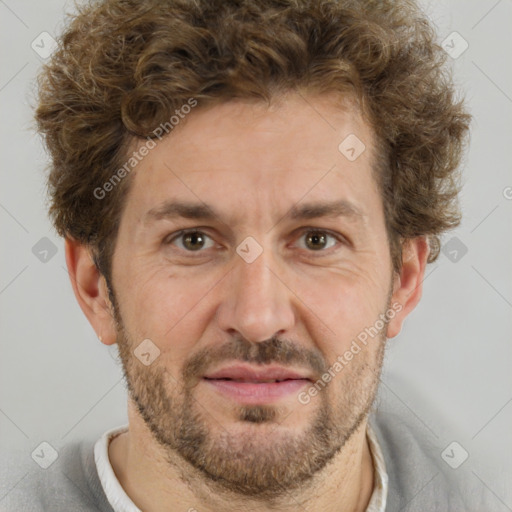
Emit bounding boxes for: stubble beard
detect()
[112,293,389,500]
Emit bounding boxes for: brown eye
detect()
[304,231,329,250]
[298,230,338,252]
[182,231,206,251]
[167,230,215,252]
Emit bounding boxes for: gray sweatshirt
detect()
[0,411,507,511]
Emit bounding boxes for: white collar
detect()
[94,424,141,512]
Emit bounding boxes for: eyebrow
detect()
[143,199,366,225]
[143,201,219,224]
[288,200,365,222]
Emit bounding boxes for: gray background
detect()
[1,0,511,507]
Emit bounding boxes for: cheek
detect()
[300,264,388,324]
[296,269,389,357]
[115,263,212,347]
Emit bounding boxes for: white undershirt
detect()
[94,423,388,512]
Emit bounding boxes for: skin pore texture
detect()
[66,91,429,512]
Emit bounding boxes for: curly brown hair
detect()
[34,0,470,284]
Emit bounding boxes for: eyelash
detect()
[164,228,347,257]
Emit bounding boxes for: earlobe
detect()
[64,238,118,345]
[386,236,430,339]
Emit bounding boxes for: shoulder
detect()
[369,410,510,512]
[0,437,114,512]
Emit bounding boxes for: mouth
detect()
[203,377,308,383]
[202,365,313,403]
[203,364,313,382]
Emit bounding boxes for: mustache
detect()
[182,335,327,383]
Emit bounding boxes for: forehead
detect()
[123,92,380,225]
[148,92,373,167]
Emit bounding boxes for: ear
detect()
[64,238,118,345]
[386,236,430,339]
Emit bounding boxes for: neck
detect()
[109,403,375,512]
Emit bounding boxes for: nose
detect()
[215,247,296,343]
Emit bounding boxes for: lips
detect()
[203,364,312,383]
[202,365,312,403]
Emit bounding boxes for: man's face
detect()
[109,92,395,497]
